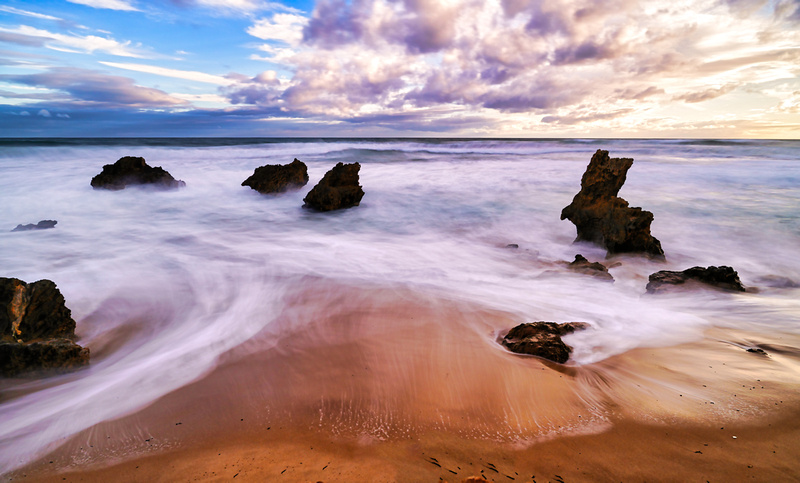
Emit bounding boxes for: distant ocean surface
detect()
[1,137,799,472]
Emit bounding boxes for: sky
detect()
[0,0,798,138]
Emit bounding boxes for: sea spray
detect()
[0,138,799,473]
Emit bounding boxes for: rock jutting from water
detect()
[91,156,185,190]
[242,158,309,194]
[646,266,746,294]
[500,321,590,364]
[303,162,365,211]
[567,254,614,282]
[561,149,664,259]
[11,220,57,232]
[0,277,90,377]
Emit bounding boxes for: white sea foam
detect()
[0,138,799,473]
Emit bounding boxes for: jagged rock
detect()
[567,254,614,281]
[303,162,365,211]
[242,158,309,194]
[0,277,89,376]
[91,156,185,190]
[501,321,590,363]
[561,150,664,259]
[11,220,57,232]
[646,266,746,294]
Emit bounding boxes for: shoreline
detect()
[7,282,800,481]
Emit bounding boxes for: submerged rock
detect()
[11,220,57,232]
[560,150,664,259]
[91,156,185,190]
[303,162,365,211]
[501,321,590,364]
[0,277,89,377]
[567,254,614,281]
[242,158,309,194]
[646,266,746,294]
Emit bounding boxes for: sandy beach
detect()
[8,281,800,482]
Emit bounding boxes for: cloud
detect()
[0,67,189,108]
[0,25,152,58]
[0,31,48,48]
[65,0,140,11]
[247,13,309,45]
[673,84,738,103]
[99,61,235,85]
[37,109,52,117]
[0,6,63,21]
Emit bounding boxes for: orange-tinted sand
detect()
[9,282,800,482]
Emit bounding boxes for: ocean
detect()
[1,137,799,474]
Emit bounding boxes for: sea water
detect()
[0,137,798,472]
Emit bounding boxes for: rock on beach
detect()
[0,277,89,377]
[561,149,664,259]
[646,266,746,294]
[242,158,309,194]
[303,162,365,211]
[501,321,590,364]
[91,156,185,190]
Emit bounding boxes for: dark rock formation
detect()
[561,150,664,259]
[91,156,185,190]
[242,158,309,194]
[567,254,614,281]
[646,266,746,294]
[0,277,89,377]
[12,220,57,232]
[501,321,590,363]
[303,162,365,211]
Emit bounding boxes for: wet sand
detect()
[8,281,800,481]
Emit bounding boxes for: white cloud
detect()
[194,0,303,14]
[247,13,309,45]
[37,109,51,117]
[65,0,140,12]
[0,25,151,58]
[99,61,236,85]
[0,6,63,21]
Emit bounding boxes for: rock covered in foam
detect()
[11,220,57,232]
[560,149,664,259]
[242,158,309,194]
[646,266,746,294]
[501,321,590,364]
[567,254,614,281]
[91,156,185,190]
[303,162,365,211]
[0,277,89,377]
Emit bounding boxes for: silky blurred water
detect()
[0,137,799,473]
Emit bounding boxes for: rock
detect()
[500,321,590,363]
[0,340,90,377]
[91,156,185,190]
[567,254,614,281]
[646,266,746,294]
[303,162,365,211]
[561,150,664,259]
[505,243,519,249]
[0,277,89,376]
[242,158,309,194]
[11,220,57,232]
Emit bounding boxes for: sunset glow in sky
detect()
[1,0,799,137]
